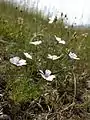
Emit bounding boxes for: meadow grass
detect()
[0,0,90,119]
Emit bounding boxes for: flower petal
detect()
[48,16,54,24]
[40,73,46,79]
[58,40,65,44]
[45,75,56,81]
[47,54,60,60]
[55,35,62,42]
[55,35,65,44]
[48,20,53,24]
[18,59,27,66]
[39,70,44,75]
[10,56,20,65]
[24,52,32,59]
[30,41,42,45]
[45,69,51,77]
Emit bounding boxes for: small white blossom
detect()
[82,33,88,37]
[69,52,80,60]
[47,54,60,60]
[24,52,32,59]
[65,25,68,29]
[29,41,42,45]
[55,35,65,44]
[48,16,57,24]
[39,69,55,81]
[48,19,53,24]
[10,56,27,66]
[48,16,55,24]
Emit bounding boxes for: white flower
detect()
[49,20,53,24]
[54,35,66,44]
[48,16,55,24]
[29,41,42,45]
[48,16,57,24]
[10,56,27,66]
[65,25,68,29]
[24,52,32,59]
[39,69,55,81]
[82,33,88,37]
[47,54,60,60]
[69,52,80,60]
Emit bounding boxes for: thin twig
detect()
[72,72,77,102]
[61,102,75,112]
